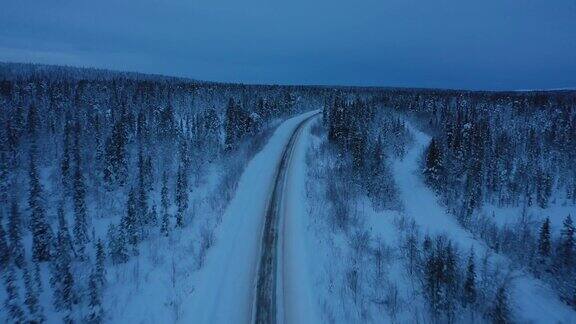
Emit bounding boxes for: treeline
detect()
[381,89,576,214]
[0,63,330,322]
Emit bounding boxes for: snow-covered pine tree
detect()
[95,239,106,287]
[0,151,8,207]
[538,217,552,258]
[490,285,511,324]
[3,264,25,323]
[123,188,139,254]
[175,159,188,228]
[442,242,458,320]
[8,199,25,268]
[149,204,158,227]
[61,112,73,192]
[159,104,175,140]
[52,205,76,312]
[33,261,43,294]
[161,211,170,237]
[144,156,153,191]
[557,215,574,269]
[137,144,150,230]
[86,271,104,323]
[161,171,170,233]
[0,220,9,269]
[27,103,39,137]
[23,261,45,322]
[29,151,53,262]
[73,120,89,259]
[107,223,128,265]
[463,249,477,307]
[536,169,552,209]
[423,138,444,191]
[224,98,237,151]
[103,114,128,187]
[424,243,442,314]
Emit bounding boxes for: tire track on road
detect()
[253,112,319,324]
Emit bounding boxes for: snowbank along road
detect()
[254,112,320,324]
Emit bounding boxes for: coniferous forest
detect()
[1,63,576,322]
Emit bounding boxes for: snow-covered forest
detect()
[0,63,330,322]
[308,90,576,322]
[1,63,575,323]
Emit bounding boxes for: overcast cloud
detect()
[1,0,575,89]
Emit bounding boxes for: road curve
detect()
[253,112,320,324]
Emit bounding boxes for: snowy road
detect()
[254,112,320,323]
[187,111,319,324]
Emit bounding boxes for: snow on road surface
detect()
[394,121,576,323]
[184,110,319,324]
[281,114,320,324]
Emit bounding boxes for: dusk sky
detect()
[1,0,576,90]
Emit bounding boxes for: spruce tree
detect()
[29,152,53,262]
[52,206,76,312]
[175,160,188,228]
[27,104,39,136]
[8,199,25,268]
[144,156,153,191]
[137,145,149,229]
[61,114,72,192]
[33,261,43,294]
[423,138,444,190]
[3,264,25,323]
[95,239,106,287]
[86,271,103,323]
[538,217,551,258]
[73,121,89,259]
[442,242,457,320]
[423,234,432,252]
[161,212,170,237]
[0,151,8,207]
[224,98,237,150]
[424,246,442,314]
[23,262,45,322]
[557,215,574,268]
[463,249,477,306]
[149,204,158,227]
[107,224,128,265]
[161,171,170,234]
[491,285,511,324]
[123,189,139,253]
[103,116,128,187]
[0,221,9,269]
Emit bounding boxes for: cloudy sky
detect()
[1,0,575,89]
